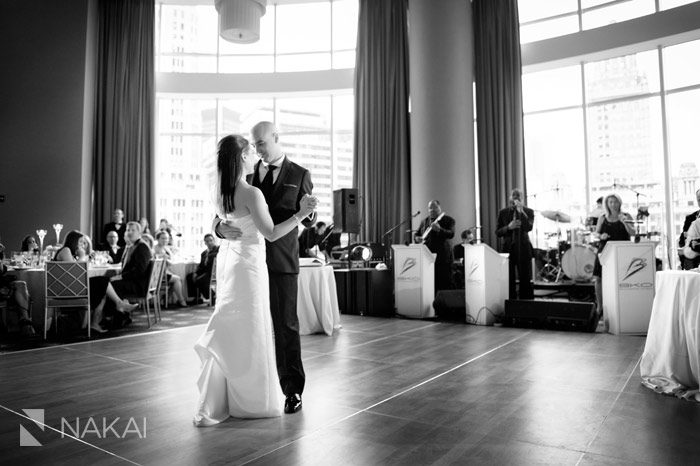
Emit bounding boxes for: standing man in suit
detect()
[415,200,456,292]
[214,121,314,414]
[678,188,700,270]
[103,208,127,248]
[496,188,535,300]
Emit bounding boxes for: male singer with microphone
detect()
[415,200,455,292]
[496,188,535,299]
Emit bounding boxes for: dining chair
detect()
[44,261,90,339]
[127,258,165,328]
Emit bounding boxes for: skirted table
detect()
[640,270,700,401]
[297,264,341,336]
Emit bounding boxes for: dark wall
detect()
[0,0,90,250]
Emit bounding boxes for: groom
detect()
[214,122,314,414]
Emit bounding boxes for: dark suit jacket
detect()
[101,244,123,264]
[679,210,700,247]
[496,206,535,257]
[120,240,152,295]
[249,157,313,274]
[417,215,456,265]
[195,246,219,281]
[103,222,127,247]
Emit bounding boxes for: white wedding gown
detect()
[193,214,283,424]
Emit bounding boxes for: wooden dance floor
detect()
[1,315,699,465]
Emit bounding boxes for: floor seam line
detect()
[240,331,532,465]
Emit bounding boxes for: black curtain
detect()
[93,0,155,241]
[473,0,526,249]
[353,0,411,245]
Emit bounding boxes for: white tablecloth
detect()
[297,265,341,336]
[640,271,700,401]
[168,260,198,297]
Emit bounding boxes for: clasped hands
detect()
[217,194,319,240]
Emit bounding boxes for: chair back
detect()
[148,258,166,294]
[45,261,89,305]
[209,256,217,292]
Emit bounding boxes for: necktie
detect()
[261,164,277,196]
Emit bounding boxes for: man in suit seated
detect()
[99,230,123,264]
[103,208,127,248]
[187,233,219,302]
[679,188,700,270]
[106,221,152,327]
[298,222,328,258]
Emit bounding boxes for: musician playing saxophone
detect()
[415,200,456,292]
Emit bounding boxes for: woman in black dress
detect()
[593,194,636,319]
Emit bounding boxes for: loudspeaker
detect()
[333,188,360,233]
[433,290,466,321]
[504,299,598,332]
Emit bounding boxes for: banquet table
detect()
[297,264,341,336]
[9,264,122,332]
[640,270,700,401]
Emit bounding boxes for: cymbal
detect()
[540,210,571,223]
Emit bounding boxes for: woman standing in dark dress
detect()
[593,194,636,321]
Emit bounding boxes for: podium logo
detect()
[20,409,44,447]
[622,257,647,281]
[399,258,417,275]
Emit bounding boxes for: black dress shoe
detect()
[284,394,302,414]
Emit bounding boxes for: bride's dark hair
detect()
[217,134,249,213]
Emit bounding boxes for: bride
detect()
[193,134,317,425]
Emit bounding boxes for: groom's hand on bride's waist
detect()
[215,221,243,240]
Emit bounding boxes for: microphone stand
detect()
[382,213,419,269]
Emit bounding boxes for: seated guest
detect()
[107,222,151,327]
[158,218,180,245]
[139,217,151,236]
[140,233,155,251]
[679,188,700,270]
[53,230,135,333]
[100,230,123,264]
[21,235,39,253]
[453,229,475,262]
[0,263,35,336]
[103,208,127,248]
[299,221,327,258]
[187,234,219,301]
[681,216,700,269]
[154,230,187,307]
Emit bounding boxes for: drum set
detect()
[534,210,598,283]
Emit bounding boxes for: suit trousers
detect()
[508,249,534,300]
[269,272,305,396]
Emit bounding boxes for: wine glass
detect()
[53,223,63,245]
[36,229,47,253]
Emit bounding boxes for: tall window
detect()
[156,1,357,255]
[518,0,695,44]
[157,0,357,73]
[522,39,700,267]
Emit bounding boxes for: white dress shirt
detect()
[257,155,286,185]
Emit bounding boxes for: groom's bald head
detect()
[251,121,282,163]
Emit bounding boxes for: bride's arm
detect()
[247,189,316,242]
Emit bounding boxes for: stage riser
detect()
[505,299,598,332]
